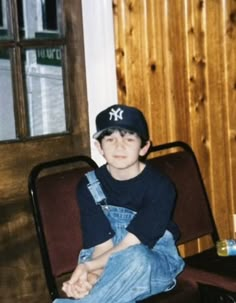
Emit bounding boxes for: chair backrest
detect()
[147,141,219,246]
[28,155,98,300]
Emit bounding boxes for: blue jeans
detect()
[53,206,185,303]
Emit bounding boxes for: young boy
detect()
[54,104,184,303]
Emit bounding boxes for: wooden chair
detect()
[28,155,98,300]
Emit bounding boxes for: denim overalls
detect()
[54,171,185,303]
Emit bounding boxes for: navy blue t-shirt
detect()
[77,163,180,249]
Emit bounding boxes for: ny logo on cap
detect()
[109,107,124,121]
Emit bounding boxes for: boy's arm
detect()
[86,232,140,272]
[61,237,114,298]
[86,237,114,277]
[62,232,140,298]
[92,237,114,258]
[65,232,140,284]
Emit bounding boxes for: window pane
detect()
[17,0,24,38]
[0,49,16,140]
[24,48,66,136]
[42,0,57,30]
[0,0,12,40]
[20,0,63,40]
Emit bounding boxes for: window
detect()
[0,2,3,27]
[0,0,68,141]
[42,0,57,30]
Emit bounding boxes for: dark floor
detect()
[0,198,51,303]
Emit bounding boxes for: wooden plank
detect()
[224,0,236,236]
[142,0,170,144]
[185,0,212,250]
[166,0,191,142]
[205,0,231,239]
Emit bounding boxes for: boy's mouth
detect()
[113,155,126,159]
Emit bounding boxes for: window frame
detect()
[0,0,90,204]
[0,0,71,143]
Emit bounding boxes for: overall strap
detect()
[85,171,107,205]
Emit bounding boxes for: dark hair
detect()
[96,128,148,148]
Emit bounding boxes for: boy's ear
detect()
[139,140,151,157]
[94,140,104,156]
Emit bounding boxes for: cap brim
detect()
[93,126,135,139]
[92,129,105,139]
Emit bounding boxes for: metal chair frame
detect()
[28,155,98,300]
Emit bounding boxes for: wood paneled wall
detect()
[113,0,236,255]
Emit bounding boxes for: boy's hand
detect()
[62,263,90,298]
[62,264,102,299]
[62,280,91,299]
[87,271,101,285]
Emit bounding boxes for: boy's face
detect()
[95,130,150,171]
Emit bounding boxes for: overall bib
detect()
[54,171,185,303]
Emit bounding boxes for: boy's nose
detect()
[115,138,125,148]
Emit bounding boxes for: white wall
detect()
[81,0,118,165]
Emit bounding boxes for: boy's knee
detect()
[130,244,150,262]
[118,244,151,272]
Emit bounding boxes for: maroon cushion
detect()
[181,264,236,292]
[147,151,215,245]
[198,283,236,302]
[37,167,91,276]
[185,247,236,279]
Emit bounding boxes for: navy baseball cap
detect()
[93,104,149,141]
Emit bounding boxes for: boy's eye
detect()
[104,137,114,142]
[126,137,135,142]
[124,134,136,141]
